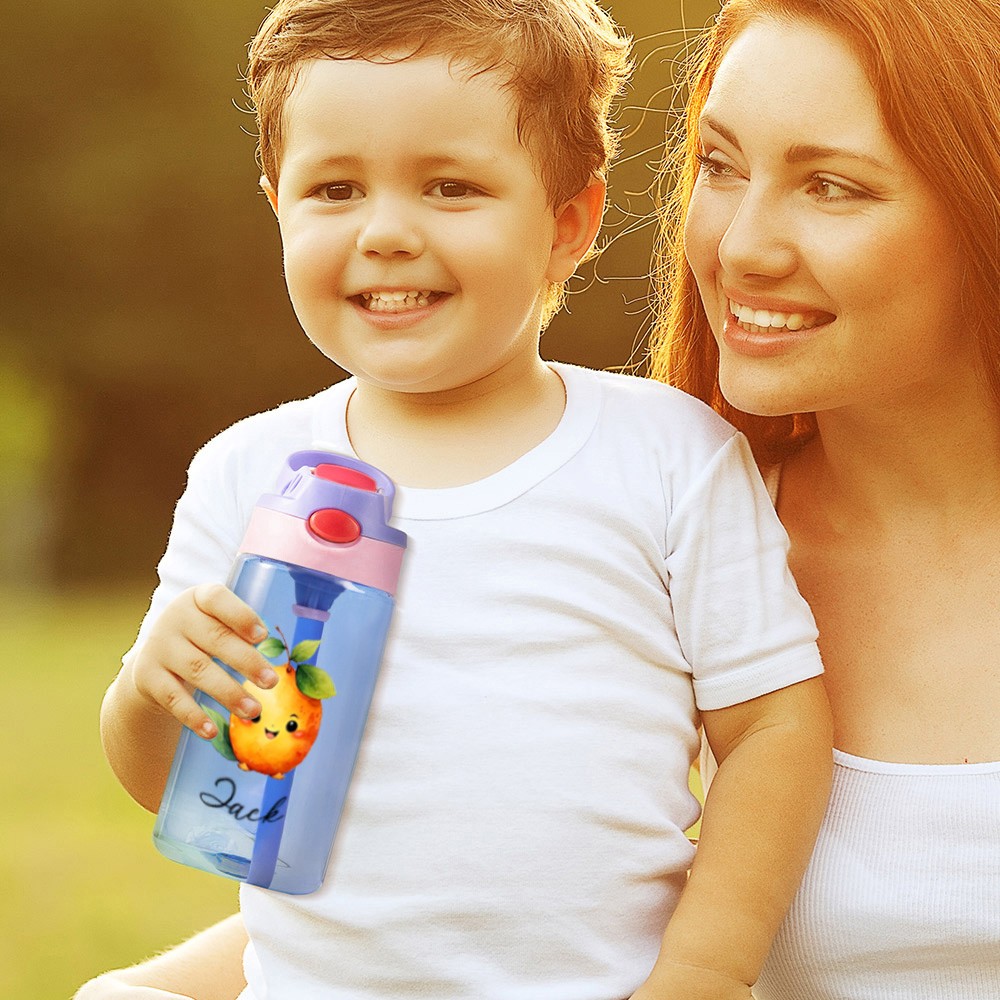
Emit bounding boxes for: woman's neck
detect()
[777,372,1000,765]
[790,375,1000,530]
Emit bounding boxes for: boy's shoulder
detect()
[562,364,738,448]
[188,379,353,488]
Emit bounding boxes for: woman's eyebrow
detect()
[785,142,890,170]
[700,114,889,171]
[698,114,742,151]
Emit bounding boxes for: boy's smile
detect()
[265,54,586,400]
[356,290,446,315]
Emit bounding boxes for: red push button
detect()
[308,508,361,544]
[314,464,377,492]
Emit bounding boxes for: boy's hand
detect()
[629,959,753,1000]
[127,583,278,739]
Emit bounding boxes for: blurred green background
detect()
[3,0,716,995]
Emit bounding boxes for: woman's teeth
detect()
[729,299,824,334]
[360,290,438,312]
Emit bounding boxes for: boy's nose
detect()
[356,199,424,258]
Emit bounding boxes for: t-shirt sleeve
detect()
[665,432,823,711]
[125,435,246,661]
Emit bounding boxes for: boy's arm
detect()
[632,675,833,1000]
[100,653,183,814]
[74,913,248,1000]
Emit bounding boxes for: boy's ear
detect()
[545,179,607,284]
[260,174,279,216]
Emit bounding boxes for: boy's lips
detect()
[352,289,448,314]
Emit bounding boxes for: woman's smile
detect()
[726,297,833,334]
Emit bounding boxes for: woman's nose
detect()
[717,185,797,280]
[355,197,424,258]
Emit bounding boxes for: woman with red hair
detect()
[650,0,1000,996]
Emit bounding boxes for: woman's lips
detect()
[726,296,835,331]
[721,310,831,358]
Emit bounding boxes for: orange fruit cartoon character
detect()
[204,632,336,779]
[230,665,323,779]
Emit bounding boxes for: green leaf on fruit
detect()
[290,639,322,664]
[296,663,336,699]
[204,708,237,761]
[256,637,286,660]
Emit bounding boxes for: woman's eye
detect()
[432,180,477,199]
[694,152,739,180]
[319,183,358,202]
[809,176,862,202]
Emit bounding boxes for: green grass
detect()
[1,588,238,999]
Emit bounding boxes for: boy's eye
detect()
[431,180,477,199]
[319,183,359,202]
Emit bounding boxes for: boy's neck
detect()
[345,355,566,488]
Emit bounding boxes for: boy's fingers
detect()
[191,583,268,644]
[187,619,278,691]
[155,673,229,739]
[185,583,277,689]
[153,641,264,731]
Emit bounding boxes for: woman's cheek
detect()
[684,192,726,314]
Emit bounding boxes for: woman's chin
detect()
[718,375,806,418]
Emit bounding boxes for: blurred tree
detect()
[2,0,718,586]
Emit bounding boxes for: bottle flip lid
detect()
[238,450,407,595]
[263,451,407,548]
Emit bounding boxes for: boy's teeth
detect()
[360,290,436,312]
[729,298,820,333]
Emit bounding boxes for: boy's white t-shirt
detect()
[133,363,823,999]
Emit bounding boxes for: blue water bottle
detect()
[153,450,406,894]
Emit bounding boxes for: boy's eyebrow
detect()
[413,151,504,174]
[699,114,889,171]
[298,154,364,171]
[290,150,499,174]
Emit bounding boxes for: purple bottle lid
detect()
[239,450,407,595]
[261,450,406,547]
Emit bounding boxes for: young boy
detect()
[98,1,833,998]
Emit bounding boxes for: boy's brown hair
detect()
[246,0,631,203]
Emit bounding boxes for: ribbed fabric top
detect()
[754,750,1000,999]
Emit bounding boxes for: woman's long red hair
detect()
[648,0,1000,464]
